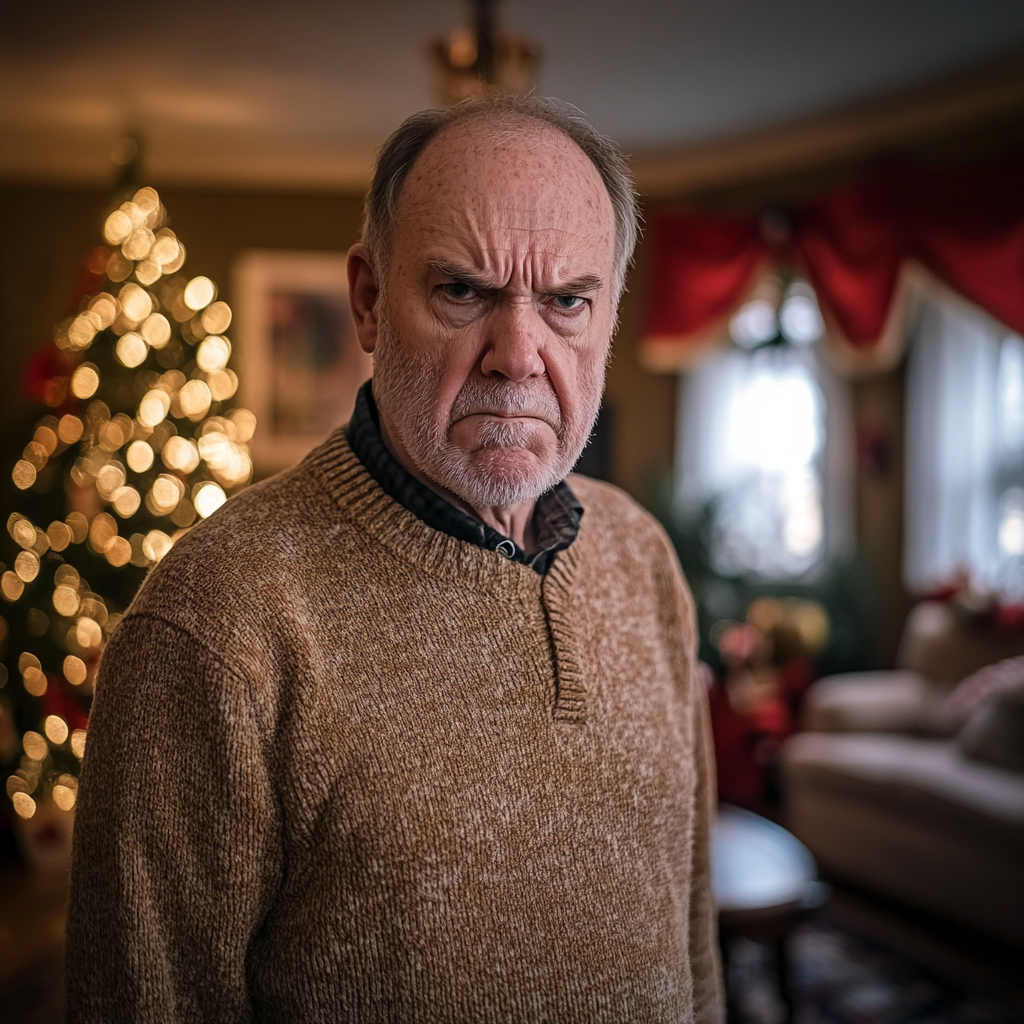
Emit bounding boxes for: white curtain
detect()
[676,345,853,578]
[904,286,1024,599]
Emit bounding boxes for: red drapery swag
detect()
[641,156,1024,368]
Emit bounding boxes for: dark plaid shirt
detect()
[345,381,582,575]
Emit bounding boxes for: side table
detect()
[713,805,829,1023]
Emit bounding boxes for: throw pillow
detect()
[957,681,1024,774]
[941,654,1024,731]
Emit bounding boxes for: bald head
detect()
[389,117,616,309]
[362,95,638,306]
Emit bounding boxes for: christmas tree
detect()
[1,185,255,837]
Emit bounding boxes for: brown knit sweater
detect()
[65,430,723,1023]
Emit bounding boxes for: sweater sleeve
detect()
[65,613,281,1024]
[688,678,726,1022]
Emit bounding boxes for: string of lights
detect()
[1,186,255,826]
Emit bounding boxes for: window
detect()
[676,280,852,578]
[904,285,1024,600]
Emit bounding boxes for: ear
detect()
[347,244,380,355]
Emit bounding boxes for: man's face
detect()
[369,117,617,509]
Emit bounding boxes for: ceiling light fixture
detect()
[430,0,541,105]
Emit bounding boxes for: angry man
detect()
[66,94,724,1023]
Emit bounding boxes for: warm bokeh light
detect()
[71,364,100,399]
[208,369,239,401]
[66,512,89,544]
[3,181,255,822]
[142,529,173,562]
[106,536,132,567]
[113,486,142,518]
[136,258,162,287]
[1,572,25,601]
[140,312,172,348]
[148,474,184,516]
[44,715,69,745]
[14,550,40,582]
[12,461,36,490]
[119,283,153,323]
[68,313,100,350]
[12,792,36,820]
[201,300,232,334]
[90,293,118,327]
[126,439,155,473]
[22,666,46,697]
[76,617,103,648]
[151,233,181,266]
[47,520,72,551]
[34,426,57,455]
[53,585,80,617]
[9,515,37,549]
[23,731,48,761]
[138,388,171,428]
[107,251,133,282]
[122,227,155,261]
[198,430,252,486]
[54,564,79,587]
[96,463,127,500]
[179,379,212,419]
[183,276,216,310]
[53,784,77,811]
[70,730,87,759]
[103,209,133,245]
[196,335,231,372]
[193,481,227,518]
[64,655,87,685]
[58,414,84,444]
[89,513,118,552]
[162,436,200,473]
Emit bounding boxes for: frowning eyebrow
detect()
[427,260,603,295]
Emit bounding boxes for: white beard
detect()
[371,305,603,509]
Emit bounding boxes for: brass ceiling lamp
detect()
[430,0,541,105]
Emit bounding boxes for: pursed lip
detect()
[456,410,555,427]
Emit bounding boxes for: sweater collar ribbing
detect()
[303,428,582,601]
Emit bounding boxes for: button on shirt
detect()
[345,382,582,575]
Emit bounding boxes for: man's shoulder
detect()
[568,473,689,598]
[126,455,356,625]
[568,473,672,547]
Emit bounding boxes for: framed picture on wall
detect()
[232,250,372,474]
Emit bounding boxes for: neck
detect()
[378,414,538,553]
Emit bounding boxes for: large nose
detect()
[478,300,546,382]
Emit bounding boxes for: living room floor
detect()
[727,885,1024,1023]
[0,865,1021,1024]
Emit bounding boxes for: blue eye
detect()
[554,295,584,310]
[443,282,476,300]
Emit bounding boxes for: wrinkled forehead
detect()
[392,117,616,266]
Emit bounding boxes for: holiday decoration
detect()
[1,186,255,836]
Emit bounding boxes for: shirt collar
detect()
[345,381,582,574]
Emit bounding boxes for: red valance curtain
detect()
[641,156,1024,370]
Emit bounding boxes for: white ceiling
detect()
[3,0,1023,188]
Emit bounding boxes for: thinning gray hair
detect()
[362,94,640,306]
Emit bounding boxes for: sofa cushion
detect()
[784,731,1024,828]
[781,731,1024,943]
[800,671,937,734]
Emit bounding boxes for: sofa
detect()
[781,600,1024,946]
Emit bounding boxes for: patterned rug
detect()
[727,913,1022,1024]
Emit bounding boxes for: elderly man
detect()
[66,95,723,1023]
